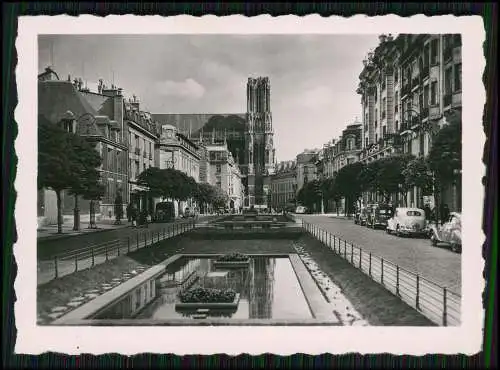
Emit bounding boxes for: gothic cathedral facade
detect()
[245,77,275,207]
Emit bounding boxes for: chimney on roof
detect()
[98,79,104,94]
[129,94,140,110]
[101,81,121,97]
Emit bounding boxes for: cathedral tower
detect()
[245,77,275,207]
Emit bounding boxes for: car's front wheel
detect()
[450,243,461,253]
[430,234,438,246]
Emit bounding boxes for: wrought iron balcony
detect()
[412,76,420,89]
[421,106,429,118]
[143,151,147,158]
[381,111,386,119]
[134,148,140,155]
[411,115,421,127]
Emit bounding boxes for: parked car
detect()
[359,207,370,226]
[367,204,394,229]
[429,212,462,253]
[154,202,175,223]
[183,207,196,218]
[295,206,307,214]
[386,207,427,237]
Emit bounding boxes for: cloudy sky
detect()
[39,34,380,161]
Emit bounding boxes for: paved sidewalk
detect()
[37,219,131,241]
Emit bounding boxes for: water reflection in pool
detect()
[137,257,313,320]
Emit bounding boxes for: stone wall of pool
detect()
[51,253,346,326]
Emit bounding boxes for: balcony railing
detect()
[444,93,452,107]
[412,76,420,89]
[401,83,410,96]
[134,148,140,155]
[381,111,386,119]
[143,151,147,158]
[411,115,421,127]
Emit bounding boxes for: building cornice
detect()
[127,120,159,140]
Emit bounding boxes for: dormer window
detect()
[61,119,75,133]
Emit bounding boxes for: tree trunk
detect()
[73,194,80,231]
[56,190,63,234]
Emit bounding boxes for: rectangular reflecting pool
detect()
[100,257,314,321]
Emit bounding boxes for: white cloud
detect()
[155,78,205,99]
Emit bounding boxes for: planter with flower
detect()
[213,253,250,268]
[175,287,240,310]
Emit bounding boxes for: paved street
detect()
[37,215,219,260]
[296,215,461,294]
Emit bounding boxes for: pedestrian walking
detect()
[130,205,137,227]
[440,203,450,225]
[423,203,432,221]
[126,202,132,222]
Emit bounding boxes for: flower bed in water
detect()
[216,253,249,262]
[176,287,240,310]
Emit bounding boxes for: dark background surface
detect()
[2,2,497,369]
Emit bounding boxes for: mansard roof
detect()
[38,80,98,124]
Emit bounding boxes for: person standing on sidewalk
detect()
[126,202,132,223]
[130,204,138,227]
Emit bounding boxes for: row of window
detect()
[130,132,155,160]
[271,181,295,192]
[371,63,461,123]
[369,35,460,104]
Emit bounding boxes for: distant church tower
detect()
[245,77,275,207]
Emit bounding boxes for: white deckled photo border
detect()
[14,14,486,355]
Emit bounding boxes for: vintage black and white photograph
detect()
[15,15,484,355]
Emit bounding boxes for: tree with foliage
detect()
[334,162,366,215]
[427,119,462,223]
[136,167,171,199]
[212,186,229,209]
[428,120,461,188]
[402,156,434,206]
[38,118,78,233]
[82,179,105,229]
[67,134,103,230]
[297,180,322,212]
[363,154,414,204]
[193,182,215,213]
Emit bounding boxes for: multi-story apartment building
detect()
[157,124,201,216]
[357,34,462,210]
[332,123,363,173]
[37,71,129,226]
[295,149,319,195]
[124,95,159,214]
[79,79,129,219]
[270,160,297,211]
[205,142,244,211]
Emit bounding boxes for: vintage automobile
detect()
[367,204,394,229]
[386,207,427,237]
[429,212,462,253]
[295,205,307,214]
